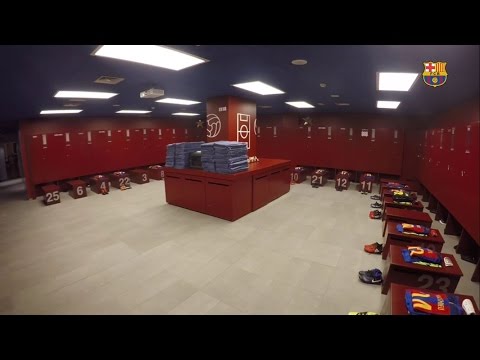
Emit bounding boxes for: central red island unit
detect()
[163,159,292,221]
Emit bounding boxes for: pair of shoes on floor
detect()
[371,202,382,208]
[364,242,383,254]
[370,195,381,200]
[360,191,368,195]
[369,210,382,219]
[359,269,383,284]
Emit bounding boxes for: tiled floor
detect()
[0,177,478,314]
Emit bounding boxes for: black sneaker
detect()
[370,195,381,200]
[358,269,383,284]
[370,202,382,208]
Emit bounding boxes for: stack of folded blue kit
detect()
[213,141,248,174]
[174,142,204,169]
[200,142,216,172]
[165,143,177,167]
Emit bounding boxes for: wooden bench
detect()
[89,175,109,194]
[381,244,463,295]
[67,180,87,199]
[311,169,328,187]
[42,184,61,206]
[382,208,432,237]
[382,197,424,215]
[129,169,149,184]
[148,166,165,180]
[291,167,307,184]
[379,179,419,194]
[381,283,480,315]
[108,172,131,189]
[383,221,445,259]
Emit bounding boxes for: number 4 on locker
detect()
[359,173,375,193]
[335,171,350,191]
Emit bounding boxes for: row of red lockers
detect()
[415,123,480,243]
[256,126,404,175]
[26,128,202,185]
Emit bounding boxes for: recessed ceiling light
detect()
[54,91,117,99]
[258,105,272,109]
[232,81,284,95]
[156,98,200,105]
[319,83,327,88]
[112,104,121,107]
[116,110,152,114]
[377,100,400,109]
[317,103,325,106]
[285,101,314,109]
[172,112,199,116]
[330,94,340,98]
[291,59,308,65]
[335,103,350,106]
[378,72,418,91]
[40,109,83,114]
[92,45,208,71]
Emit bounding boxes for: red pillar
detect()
[206,96,257,156]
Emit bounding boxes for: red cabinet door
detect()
[28,134,48,184]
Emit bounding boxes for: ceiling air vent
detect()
[94,76,124,85]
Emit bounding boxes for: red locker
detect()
[44,132,67,182]
[143,128,157,165]
[111,129,128,170]
[153,128,166,163]
[312,126,332,168]
[129,129,144,167]
[352,128,371,171]
[257,126,274,159]
[28,134,48,184]
[334,127,349,170]
[91,130,112,174]
[69,131,93,177]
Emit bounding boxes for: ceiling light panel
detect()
[156,98,200,105]
[93,45,207,71]
[40,109,83,114]
[172,112,199,116]
[232,81,284,95]
[378,72,419,91]
[54,91,117,99]
[285,101,314,108]
[116,110,151,114]
[377,101,401,109]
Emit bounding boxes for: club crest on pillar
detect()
[422,61,447,87]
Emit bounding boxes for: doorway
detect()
[0,142,21,181]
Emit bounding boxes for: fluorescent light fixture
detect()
[40,109,83,114]
[232,81,284,95]
[116,110,151,114]
[378,72,418,91]
[172,112,199,116]
[285,101,314,108]
[92,45,207,71]
[377,101,401,109]
[54,91,118,99]
[156,98,200,105]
